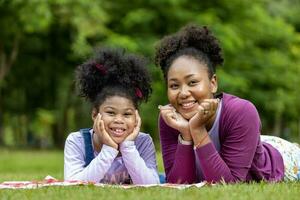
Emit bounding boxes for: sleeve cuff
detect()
[194,142,217,158]
[101,144,119,155]
[178,134,193,145]
[119,140,135,151]
[176,142,194,157]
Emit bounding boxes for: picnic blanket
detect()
[0,176,207,189]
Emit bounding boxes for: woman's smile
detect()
[180,100,198,110]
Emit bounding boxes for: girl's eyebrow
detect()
[103,106,135,111]
[103,106,115,109]
[124,108,135,111]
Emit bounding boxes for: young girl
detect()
[155,24,300,183]
[64,48,160,184]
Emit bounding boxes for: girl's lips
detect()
[110,128,126,137]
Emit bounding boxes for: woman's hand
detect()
[189,99,219,131]
[159,104,192,141]
[93,113,118,150]
[125,110,141,141]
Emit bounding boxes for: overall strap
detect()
[80,128,94,167]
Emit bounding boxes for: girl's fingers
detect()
[132,110,141,135]
[93,113,100,134]
[135,110,141,127]
[99,119,106,134]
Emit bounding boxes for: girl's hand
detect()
[125,110,141,141]
[189,99,219,130]
[93,113,118,150]
[159,104,192,141]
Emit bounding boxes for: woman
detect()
[155,24,300,183]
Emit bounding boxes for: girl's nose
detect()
[113,115,124,124]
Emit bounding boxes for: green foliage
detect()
[1,0,300,148]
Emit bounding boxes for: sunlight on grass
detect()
[0,149,164,182]
[1,150,300,200]
[0,149,64,182]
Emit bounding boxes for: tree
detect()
[1,0,300,148]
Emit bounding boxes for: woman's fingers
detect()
[199,99,219,115]
[161,109,176,120]
[158,104,176,112]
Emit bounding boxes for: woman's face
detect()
[167,56,217,120]
[93,96,136,144]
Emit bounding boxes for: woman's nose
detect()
[178,85,190,98]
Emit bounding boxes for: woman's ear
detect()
[210,74,218,94]
[92,108,98,121]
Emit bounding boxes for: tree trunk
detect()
[0,35,20,147]
[273,111,282,137]
[52,82,74,149]
[0,88,4,146]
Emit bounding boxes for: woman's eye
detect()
[189,80,198,86]
[169,84,179,89]
[124,112,133,116]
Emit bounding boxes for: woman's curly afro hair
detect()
[76,48,152,109]
[155,24,224,79]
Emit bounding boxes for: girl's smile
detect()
[93,96,136,144]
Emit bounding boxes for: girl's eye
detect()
[106,111,115,115]
[124,112,133,116]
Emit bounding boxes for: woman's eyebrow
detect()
[168,74,196,81]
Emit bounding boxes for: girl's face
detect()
[93,96,136,144]
[167,56,217,120]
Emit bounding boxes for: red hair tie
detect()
[94,63,106,75]
[135,88,143,98]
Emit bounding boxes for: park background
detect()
[1,1,300,198]
[1,0,300,149]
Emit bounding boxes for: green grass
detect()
[0,149,64,182]
[1,150,300,200]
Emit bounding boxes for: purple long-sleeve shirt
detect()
[64,130,159,184]
[159,93,284,183]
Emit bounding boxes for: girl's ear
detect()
[92,108,98,121]
[210,74,218,94]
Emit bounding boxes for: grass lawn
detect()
[1,149,300,200]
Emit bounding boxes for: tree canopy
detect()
[1,0,300,148]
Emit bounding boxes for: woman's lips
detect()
[180,101,197,110]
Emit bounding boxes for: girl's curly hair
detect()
[76,48,152,109]
[155,24,224,79]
